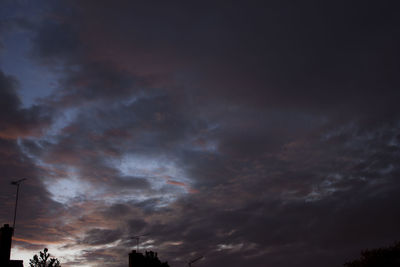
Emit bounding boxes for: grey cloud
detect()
[0,70,53,139]
[81,228,122,246]
[1,1,400,267]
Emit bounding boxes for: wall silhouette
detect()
[0,224,23,267]
[0,224,13,265]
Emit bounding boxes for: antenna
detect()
[130,233,150,252]
[11,178,27,235]
[188,255,203,267]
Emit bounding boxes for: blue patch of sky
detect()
[0,29,60,107]
[0,0,61,107]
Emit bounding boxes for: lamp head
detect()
[11,178,27,185]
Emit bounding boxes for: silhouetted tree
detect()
[129,250,169,267]
[344,242,400,267]
[29,248,61,267]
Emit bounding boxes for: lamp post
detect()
[11,178,26,236]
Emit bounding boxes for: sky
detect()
[0,1,400,267]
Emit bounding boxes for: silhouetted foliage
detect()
[344,242,400,267]
[129,250,169,267]
[29,248,61,267]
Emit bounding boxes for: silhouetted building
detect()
[0,224,23,267]
[129,250,169,267]
[0,224,13,266]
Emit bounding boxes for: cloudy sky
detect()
[1,1,400,266]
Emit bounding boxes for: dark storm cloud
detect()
[30,0,400,118]
[0,71,52,139]
[2,1,400,267]
[61,0,400,116]
[30,6,171,108]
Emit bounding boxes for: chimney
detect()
[0,224,13,265]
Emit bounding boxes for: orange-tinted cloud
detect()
[13,237,61,245]
[167,180,198,194]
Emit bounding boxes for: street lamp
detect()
[11,178,26,235]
